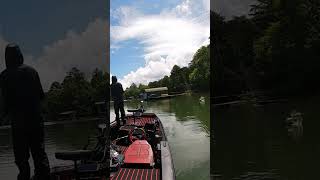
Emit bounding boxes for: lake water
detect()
[0,118,103,179]
[213,95,320,180]
[0,94,210,180]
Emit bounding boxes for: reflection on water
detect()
[213,95,320,180]
[111,94,210,180]
[0,94,209,180]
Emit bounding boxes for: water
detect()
[0,94,210,179]
[0,119,104,179]
[213,95,320,180]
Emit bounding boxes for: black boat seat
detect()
[145,123,156,132]
[55,150,93,161]
[127,109,144,113]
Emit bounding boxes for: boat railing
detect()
[161,141,176,180]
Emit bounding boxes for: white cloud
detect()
[0,36,9,70]
[111,0,210,88]
[31,18,108,90]
[1,18,108,91]
[174,0,192,16]
[203,0,211,12]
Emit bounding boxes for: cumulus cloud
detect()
[0,18,108,91]
[111,0,210,88]
[30,18,108,90]
[0,37,9,70]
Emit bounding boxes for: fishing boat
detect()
[109,105,175,180]
[42,103,175,180]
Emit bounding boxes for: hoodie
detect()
[110,76,124,102]
[0,44,45,126]
[5,43,24,69]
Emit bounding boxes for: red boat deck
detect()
[126,116,155,126]
[111,168,160,180]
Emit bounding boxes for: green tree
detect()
[60,67,93,115]
[189,45,210,91]
[91,68,108,102]
[124,83,140,99]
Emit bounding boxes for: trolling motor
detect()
[127,101,145,125]
[139,100,145,112]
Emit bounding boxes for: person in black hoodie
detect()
[0,43,50,180]
[110,76,126,126]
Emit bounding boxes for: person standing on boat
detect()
[110,76,126,126]
[0,43,50,180]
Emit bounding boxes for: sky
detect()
[0,0,108,90]
[110,0,210,88]
[213,0,256,19]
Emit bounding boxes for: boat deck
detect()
[125,116,155,126]
[111,168,160,180]
[110,113,164,180]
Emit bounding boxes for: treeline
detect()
[45,67,108,120]
[212,0,320,97]
[124,44,210,98]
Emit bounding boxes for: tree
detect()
[212,0,320,97]
[91,69,108,102]
[189,45,210,90]
[124,83,141,98]
[169,65,190,92]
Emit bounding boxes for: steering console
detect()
[128,128,146,143]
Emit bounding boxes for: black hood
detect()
[112,76,117,84]
[5,43,24,68]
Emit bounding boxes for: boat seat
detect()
[127,109,144,113]
[55,150,93,161]
[97,123,107,135]
[144,123,156,132]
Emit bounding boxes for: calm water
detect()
[213,95,320,180]
[0,118,103,180]
[0,94,210,180]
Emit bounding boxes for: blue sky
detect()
[0,0,108,90]
[110,0,183,78]
[110,0,210,88]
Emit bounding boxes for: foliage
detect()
[46,67,109,119]
[189,45,210,90]
[213,0,320,96]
